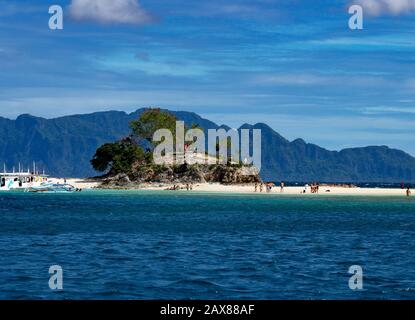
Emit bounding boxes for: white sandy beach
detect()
[58,178,413,196]
[144,183,412,196]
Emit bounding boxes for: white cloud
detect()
[252,74,329,86]
[360,106,415,115]
[354,0,415,16]
[68,0,154,25]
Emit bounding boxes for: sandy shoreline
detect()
[56,178,413,196]
[143,183,411,196]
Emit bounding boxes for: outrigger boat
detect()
[25,182,77,193]
[0,172,49,191]
[0,162,77,193]
[0,162,49,191]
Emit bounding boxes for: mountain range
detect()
[1,108,415,183]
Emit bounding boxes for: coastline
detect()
[62,178,412,196]
[137,183,412,196]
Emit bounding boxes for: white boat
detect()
[26,182,77,193]
[0,172,50,191]
[1,163,79,193]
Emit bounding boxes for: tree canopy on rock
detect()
[129,108,177,147]
[91,109,177,175]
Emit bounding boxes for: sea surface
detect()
[0,190,415,300]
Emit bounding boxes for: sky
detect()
[1,0,415,155]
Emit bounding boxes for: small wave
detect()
[160,278,225,290]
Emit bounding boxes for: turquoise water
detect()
[0,190,415,300]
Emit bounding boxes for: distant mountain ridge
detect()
[1,108,415,182]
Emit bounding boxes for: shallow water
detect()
[0,190,414,299]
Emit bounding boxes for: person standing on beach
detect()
[260,183,263,192]
[255,183,258,192]
[280,181,285,193]
[407,187,411,197]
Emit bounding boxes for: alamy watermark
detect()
[48,4,366,31]
[48,5,63,30]
[349,5,364,30]
[49,265,63,290]
[152,121,262,175]
[348,265,363,290]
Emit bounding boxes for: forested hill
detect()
[0,109,414,182]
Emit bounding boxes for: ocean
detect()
[0,190,414,300]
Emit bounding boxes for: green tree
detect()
[91,137,145,175]
[90,142,120,172]
[129,108,177,147]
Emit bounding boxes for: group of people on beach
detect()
[253,181,413,197]
[166,183,193,191]
[255,181,323,194]
[303,183,320,194]
[254,181,286,193]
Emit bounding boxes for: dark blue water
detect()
[1,190,415,300]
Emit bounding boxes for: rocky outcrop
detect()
[203,165,260,184]
[100,163,261,187]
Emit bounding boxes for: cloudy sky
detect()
[1,0,415,154]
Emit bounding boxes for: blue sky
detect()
[1,0,415,154]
